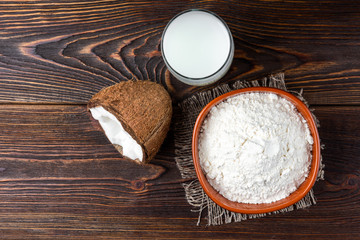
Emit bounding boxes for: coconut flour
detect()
[198,92,313,204]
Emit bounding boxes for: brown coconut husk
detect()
[88,80,172,163]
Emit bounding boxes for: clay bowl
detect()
[192,87,320,214]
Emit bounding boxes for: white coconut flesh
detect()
[89,106,143,162]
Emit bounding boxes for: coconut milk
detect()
[161,9,234,86]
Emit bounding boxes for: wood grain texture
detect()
[0,104,358,239]
[1,0,360,104]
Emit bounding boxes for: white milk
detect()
[161,10,234,86]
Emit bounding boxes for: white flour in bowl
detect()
[198,92,313,204]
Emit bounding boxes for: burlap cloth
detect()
[173,73,325,226]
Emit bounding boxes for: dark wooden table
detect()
[1,1,359,239]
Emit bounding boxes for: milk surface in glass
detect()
[161,10,233,85]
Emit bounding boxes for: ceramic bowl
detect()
[192,87,320,214]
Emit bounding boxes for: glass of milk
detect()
[161,9,234,86]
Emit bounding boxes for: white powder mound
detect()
[198,92,313,204]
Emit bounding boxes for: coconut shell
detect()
[88,80,172,163]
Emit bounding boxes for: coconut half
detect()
[88,80,172,163]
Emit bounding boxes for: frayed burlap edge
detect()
[173,73,325,226]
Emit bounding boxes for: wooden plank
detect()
[0,104,358,239]
[1,1,360,104]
